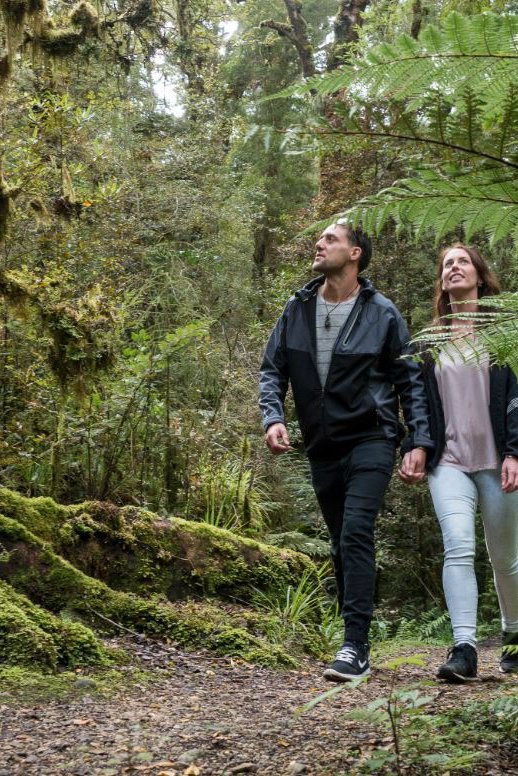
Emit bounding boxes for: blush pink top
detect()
[434,342,499,472]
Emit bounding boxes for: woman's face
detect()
[441,248,480,299]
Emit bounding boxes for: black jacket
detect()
[421,355,518,470]
[259,276,434,461]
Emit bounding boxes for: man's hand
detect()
[502,456,518,493]
[398,448,427,484]
[265,422,292,455]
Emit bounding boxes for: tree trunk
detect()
[260,0,315,78]
[252,224,273,319]
[327,0,370,71]
[411,0,425,40]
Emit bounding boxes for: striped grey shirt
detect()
[316,293,356,387]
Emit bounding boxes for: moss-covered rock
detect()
[0,514,296,667]
[0,488,317,604]
[0,580,108,671]
[0,488,328,669]
[0,488,69,543]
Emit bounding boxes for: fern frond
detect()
[411,295,518,378]
[334,165,518,246]
[265,531,330,558]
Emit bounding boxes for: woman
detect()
[415,244,518,682]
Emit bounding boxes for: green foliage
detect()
[279,12,518,249]
[252,562,344,656]
[492,691,518,735]
[265,530,330,559]
[395,608,452,644]
[186,443,275,535]
[254,567,324,630]
[412,294,518,376]
[302,654,488,774]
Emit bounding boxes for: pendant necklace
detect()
[322,283,360,330]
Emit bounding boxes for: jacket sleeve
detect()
[385,308,435,454]
[258,302,291,430]
[505,367,518,457]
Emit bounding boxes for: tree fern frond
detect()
[419,23,449,56]
[411,296,518,378]
[274,12,518,114]
[443,11,472,55]
[331,165,518,246]
[488,207,518,246]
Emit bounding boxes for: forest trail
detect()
[1,639,517,776]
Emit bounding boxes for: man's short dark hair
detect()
[337,221,372,272]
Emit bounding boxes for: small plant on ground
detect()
[252,563,341,654]
[254,567,324,630]
[301,655,488,774]
[492,689,518,737]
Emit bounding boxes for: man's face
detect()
[312,224,361,275]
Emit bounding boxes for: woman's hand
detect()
[398,448,427,484]
[502,456,518,493]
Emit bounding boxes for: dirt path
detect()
[1,639,517,776]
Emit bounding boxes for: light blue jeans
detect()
[428,465,518,647]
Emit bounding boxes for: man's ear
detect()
[350,246,362,263]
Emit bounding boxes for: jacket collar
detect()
[294,275,376,301]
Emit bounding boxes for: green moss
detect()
[0,580,109,671]
[0,490,323,668]
[58,621,107,667]
[0,487,68,543]
[0,514,296,667]
[70,0,98,32]
[207,627,296,667]
[0,666,159,705]
[0,488,317,605]
[40,27,83,57]
[0,603,57,670]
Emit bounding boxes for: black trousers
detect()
[310,439,395,644]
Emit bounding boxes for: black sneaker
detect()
[323,641,370,682]
[437,643,477,683]
[500,632,518,674]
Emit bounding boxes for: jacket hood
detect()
[294,275,376,301]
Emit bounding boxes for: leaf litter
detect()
[0,637,516,775]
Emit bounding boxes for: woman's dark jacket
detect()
[421,354,518,470]
[259,275,434,461]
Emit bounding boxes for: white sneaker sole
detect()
[436,669,477,683]
[323,666,371,682]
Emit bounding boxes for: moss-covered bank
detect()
[0,488,316,602]
[0,488,329,670]
[0,580,113,671]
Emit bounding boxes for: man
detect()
[259,222,433,681]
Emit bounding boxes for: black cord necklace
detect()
[322,284,359,329]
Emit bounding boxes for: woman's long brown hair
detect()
[432,243,501,325]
